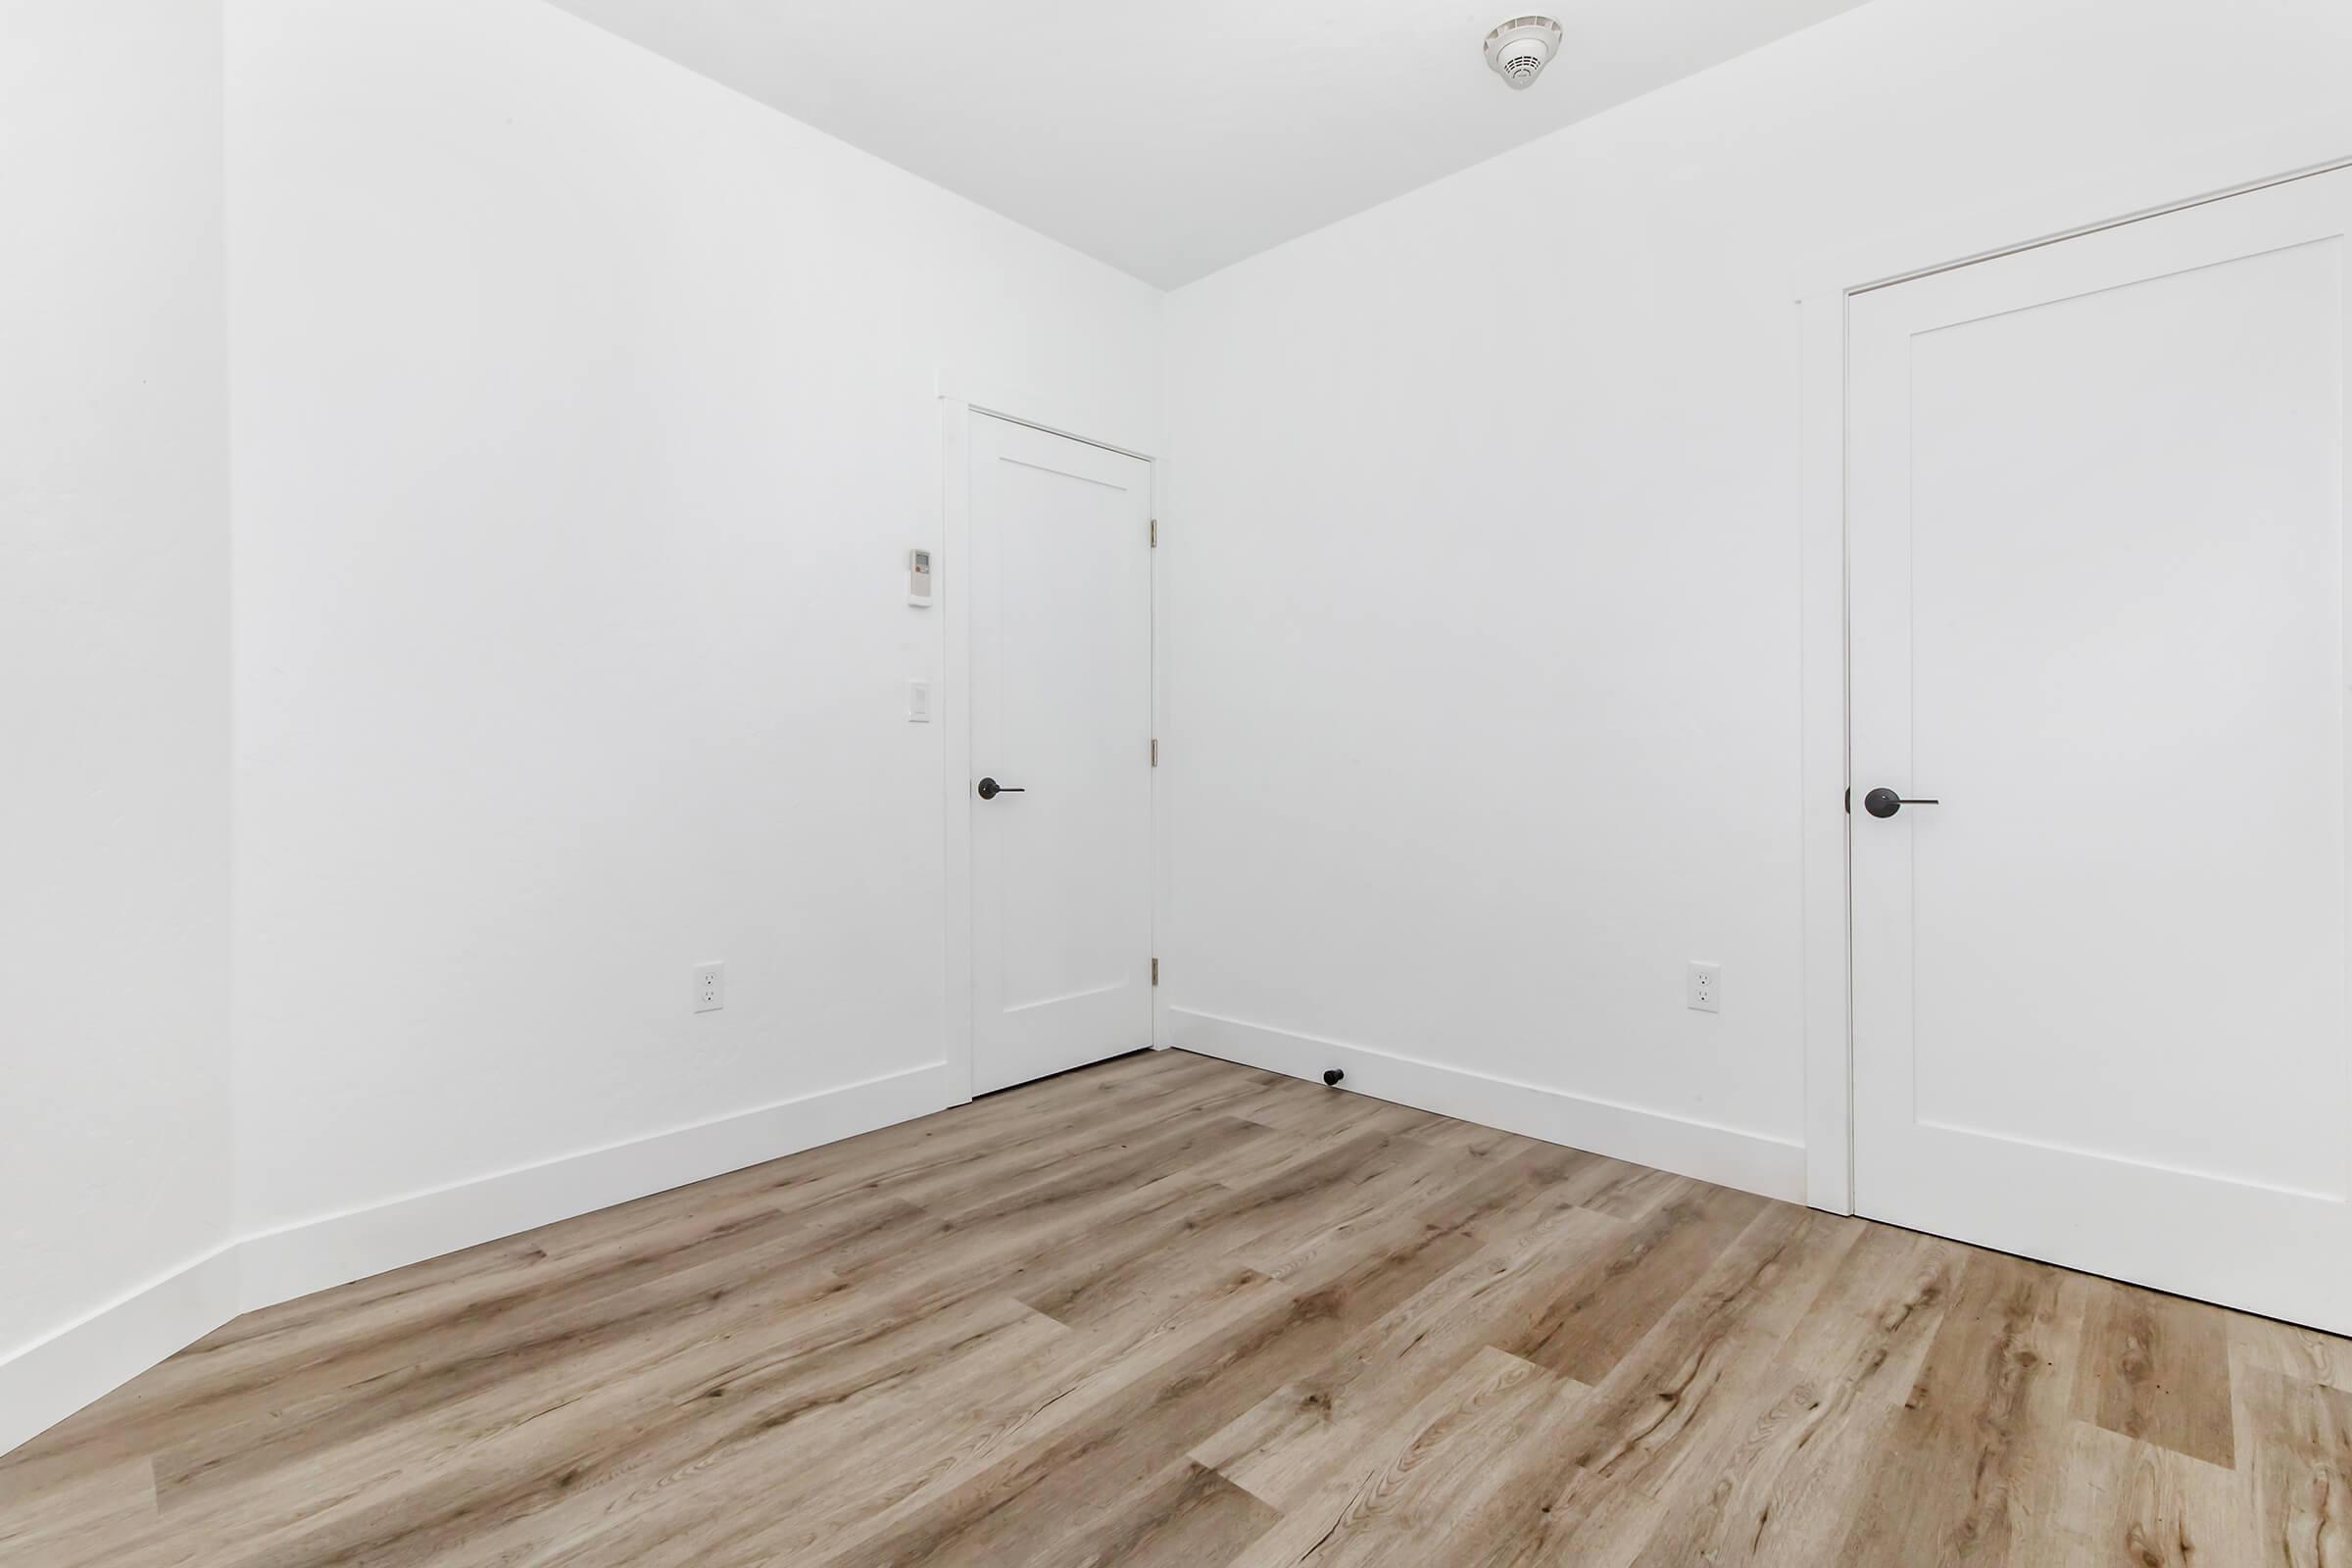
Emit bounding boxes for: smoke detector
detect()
[1483,16,1563,89]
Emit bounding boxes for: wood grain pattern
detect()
[2082,1281,2236,1469]
[2,1048,2344,1566]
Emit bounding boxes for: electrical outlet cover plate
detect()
[694,961,725,1013]
[1687,960,1721,1013]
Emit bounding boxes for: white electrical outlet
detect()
[694,961,725,1013]
[1687,960,1721,1013]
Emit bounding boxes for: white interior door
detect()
[968,415,1153,1095]
[1849,168,2352,1332]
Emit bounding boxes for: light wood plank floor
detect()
[5,1049,2349,1566]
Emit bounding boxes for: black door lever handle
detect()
[976,777,1025,801]
[1862,787,1938,818]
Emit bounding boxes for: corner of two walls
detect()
[3,0,1163,1457]
[0,0,237,1456]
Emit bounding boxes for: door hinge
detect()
[1150,517,1157,548]
[1151,737,1158,766]
[1152,957,1159,986]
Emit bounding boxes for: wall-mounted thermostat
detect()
[907,549,933,607]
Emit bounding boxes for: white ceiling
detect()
[545,0,1873,288]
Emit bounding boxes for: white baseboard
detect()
[1169,1007,1806,1203]
[236,1061,955,1309]
[0,1062,956,1459]
[0,1247,240,1458]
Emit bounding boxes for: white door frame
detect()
[936,377,1163,1105]
[1794,120,2352,1215]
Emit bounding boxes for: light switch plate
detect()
[906,679,931,722]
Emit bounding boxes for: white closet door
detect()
[1849,169,2352,1331]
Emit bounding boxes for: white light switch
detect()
[906,680,931,722]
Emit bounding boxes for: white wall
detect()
[1161,0,2352,1195]
[225,0,1161,1265]
[0,0,236,1442]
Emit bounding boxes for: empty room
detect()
[8,0,2352,1562]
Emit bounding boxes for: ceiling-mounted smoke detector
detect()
[1483,16,1563,89]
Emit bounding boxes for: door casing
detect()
[937,386,1163,1106]
[1795,124,2352,1216]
